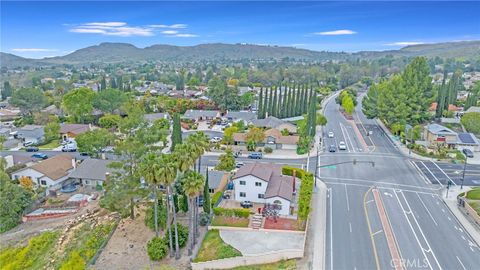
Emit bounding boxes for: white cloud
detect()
[149,24,187,29]
[12,48,57,52]
[314,30,356,36]
[385,41,425,46]
[175,34,198,38]
[161,30,178,35]
[70,22,154,37]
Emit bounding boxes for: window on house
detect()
[255,182,262,187]
[40,180,47,186]
[239,180,246,185]
[85,180,90,185]
[258,194,264,199]
[209,188,215,193]
[240,192,246,197]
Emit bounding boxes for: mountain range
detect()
[1,41,479,68]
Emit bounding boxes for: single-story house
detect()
[207,170,229,194]
[0,108,21,121]
[233,128,299,150]
[2,154,36,169]
[16,125,45,144]
[454,133,480,152]
[144,113,171,123]
[11,154,75,190]
[68,159,116,188]
[424,123,458,147]
[60,124,92,141]
[250,116,297,133]
[224,111,257,123]
[183,110,220,121]
[232,162,295,216]
[41,104,62,116]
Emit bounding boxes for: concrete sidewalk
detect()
[442,186,480,246]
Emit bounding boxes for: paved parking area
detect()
[220,229,304,256]
[413,160,480,186]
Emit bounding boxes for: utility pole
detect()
[461,156,468,189]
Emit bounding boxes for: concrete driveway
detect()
[219,230,304,256]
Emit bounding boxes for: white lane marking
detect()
[461,235,466,241]
[372,230,383,236]
[416,192,438,226]
[411,160,431,185]
[349,222,352,233]
[325,182,438,196]
[432,162,457,186]
[322,176,439,191]
[420,161,444,187]
[456,256,466,270]
[366,199,374,204]
[339,123,354,153]
[448,217,451,221]
[441,208,445,213]
[344,184,350,212]
[329,188,333,270]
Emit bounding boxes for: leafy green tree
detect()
[9,87,46,116]
[76,128,115,156]
[215,148,236,172]
[246,127,265,148]
[207,76,239,110]
[99,114,122,129]
[461,112,480,135]
[44,121,60,142]
[316,112,328,126]
[223,126,239,145]
[362,84,379,119]
[93,88,127,113]
[62,87,96,123]
[342,94,355,115]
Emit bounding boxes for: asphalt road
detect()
[322,93,480,270]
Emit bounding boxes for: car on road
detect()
[328,145,336,152]
[25,146,39,152]
[23,141,34,147]
[248,152,263,159]
[463,148,474,158]
[235,161,245,168]
[338,141,347,150]
[210,136,222,143]
[240,201,253,208]
[328,131,334,138]
[32,153,48,159]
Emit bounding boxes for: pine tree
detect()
[257,87,264,119]
[171,113,182,151]
[203,170,211,214]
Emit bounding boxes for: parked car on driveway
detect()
[25,146,39,152]
[329,145,336,152]
[463,148,474,158]
[240,201,253,208]
[248,152,263,159]
[210,136,222,143]
[32,153,48,159]
[338,141,347,150]
[23,141,34,147]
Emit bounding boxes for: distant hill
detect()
[1,41,479,68]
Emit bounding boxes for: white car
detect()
[328,131,334,138]
[210,136,222,143]
[338,141,347,150]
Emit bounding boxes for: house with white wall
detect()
[11,154,75,190]
[231,162,295,216]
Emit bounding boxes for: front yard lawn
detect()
[228,259,297,270]
[38,140,60,149]
[264,217,303,231]
[211,216,249,227]
[193,229,241,262]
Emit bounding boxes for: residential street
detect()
[320,92,480,270]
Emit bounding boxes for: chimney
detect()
[292,170,296,193]
[71,159,76,169]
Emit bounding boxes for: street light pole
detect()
[461,156,467,190]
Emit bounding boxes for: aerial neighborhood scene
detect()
[1,1,480,270]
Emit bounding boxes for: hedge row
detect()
[213,207,250,218]
[282,166,311,179]
[211,191,223,208]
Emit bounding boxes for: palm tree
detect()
[140,153,161,237]
[182,171,205,255]
[156,154,178,258]
[185,132,210,173]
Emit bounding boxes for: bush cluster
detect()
[146,223,189,261]
[213,207,250,218]
[211,191,223,208]
[282,166,307,178]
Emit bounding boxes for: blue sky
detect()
[1,1,479,58]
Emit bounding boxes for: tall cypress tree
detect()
[171,113,182,151]
[263,87,270,118]
[268,87,274,117]
[295,85,302,116]
[280,84,288,118]
[302,85,309,114]
[436,79,447,118]
[285,85,292,118]
[258,87,264,119]
[272,86,278,118]
[203,170,211,214]
[100,76,107,91]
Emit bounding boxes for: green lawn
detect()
[194,229,242,262]
[466,188,480,200]
[211,216,249,228]
[468,201,480,216]
[228,259,297,270]
[38,140,60,149]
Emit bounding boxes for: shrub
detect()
[147,237,169,261]
[59,251,86,270]
[213,207,250,218]
[211,191,222,207]
[264,147,273,154]
[166,223,189,248]
[282,166,307,178]
[199,212,210,226]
